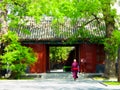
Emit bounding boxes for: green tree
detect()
[50,47,72,62]
[0,31,36,78]
[0,0,37,78]
[0,0,31,34]
[104,30,120,81]
[50,46,72,69]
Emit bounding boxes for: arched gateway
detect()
[12,17,105,73]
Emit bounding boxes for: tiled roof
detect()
[10,17,106,41]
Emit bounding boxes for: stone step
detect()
[41,72,103,79]
[41,72,72,79]
[23,72,103,80]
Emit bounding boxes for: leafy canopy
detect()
[50,47,72,62]
[0,31,36,77]
[104,30,120,60]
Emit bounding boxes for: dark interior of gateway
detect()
[49,46,76,72]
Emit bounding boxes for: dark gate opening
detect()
[49,46,77,72]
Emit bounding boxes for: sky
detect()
[114,0,120,14]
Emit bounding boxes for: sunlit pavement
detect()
[0,73,120,90]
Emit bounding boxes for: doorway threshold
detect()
[50,69,64,73]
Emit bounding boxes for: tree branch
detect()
[92,14,100,24]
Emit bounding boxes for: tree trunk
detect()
[0,5,8,77]
[0,6,8,54]
[104,19,116,78]
[118,46,120,82]
[109,60,116,77]
[0,9,8,35]
[102,1,116,77]
[104,52,116,78]
[104,52,110,78]
[9,71,21,79]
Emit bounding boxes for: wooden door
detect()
[80,44,97,73]
[26,44,47,73]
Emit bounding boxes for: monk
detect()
[71,59,79,80]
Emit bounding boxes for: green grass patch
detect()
[0,78,8,80]
[0,76,35,80]
[93,76,108,81]
[103,81,120,85]
[93,76,120,86]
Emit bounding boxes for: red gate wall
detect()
[25,44,48,73]
[80,44,97,73]
[23,43,104,73]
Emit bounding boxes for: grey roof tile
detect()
[10,17,106,41]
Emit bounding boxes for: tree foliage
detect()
[104,30,120,60]
[105,31,120,61]
[0,31,36,78]
[50,47,72,62]
[27,0,117,43]
[0,0,37,78]
[103,30,120,79]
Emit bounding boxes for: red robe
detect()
[71,61,79,80]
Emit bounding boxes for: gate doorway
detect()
[49,46,78,72]
[27,43,105,73]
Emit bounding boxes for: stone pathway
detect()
[0,73,120,90]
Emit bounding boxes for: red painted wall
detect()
[25,44,48,73]
[79,44,105,73]
[23,43,104,73]
[80,44,97,73]
[96,45,105,64]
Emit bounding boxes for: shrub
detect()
[0,31,37,79]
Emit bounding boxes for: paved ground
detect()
[0,72,120,90]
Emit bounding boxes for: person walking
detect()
[80,58,86,73]
[71,59,79,80]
